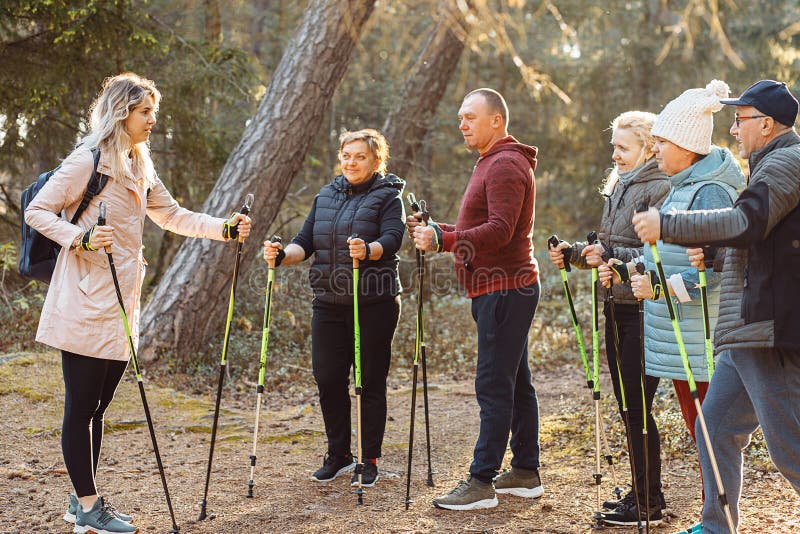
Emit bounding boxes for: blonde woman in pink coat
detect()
[24,73,251,534]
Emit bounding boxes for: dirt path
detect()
[0,352,797,533]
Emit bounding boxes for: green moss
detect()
[263,428,323,444]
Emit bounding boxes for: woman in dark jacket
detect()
[263,129,404,488]
[548,111,670,525]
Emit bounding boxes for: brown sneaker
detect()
[432,478,498,510]
[494,467,544,498]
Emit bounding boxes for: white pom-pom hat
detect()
[651,80,731,155]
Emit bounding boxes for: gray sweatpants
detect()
[697,347,800,533]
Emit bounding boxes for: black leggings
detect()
[61,351,128,497]
[311,297,400,459]
[604,302,662,499]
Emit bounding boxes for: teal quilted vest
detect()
[643,147,743,381]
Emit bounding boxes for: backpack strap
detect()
[69,148,109,225]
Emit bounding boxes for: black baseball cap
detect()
[720,80,798,127]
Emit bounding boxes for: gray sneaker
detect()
[494,467,544,498]
[65,494,133,524]
[432,478,498,510]
[73,496,138,534]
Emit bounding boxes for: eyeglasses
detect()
[734,115,767,127]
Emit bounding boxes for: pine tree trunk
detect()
[381,0,471,182]
[138,0,376,362]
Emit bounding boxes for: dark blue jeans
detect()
[469,283,540,483]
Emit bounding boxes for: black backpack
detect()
[19,148,108,284]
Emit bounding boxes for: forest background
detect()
[1,2,800,531]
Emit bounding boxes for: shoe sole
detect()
[310,462,356,482]
[432,496,499,511]
[73,525,139,534]
[673,526,702,534]
[603,501,667,511]
[495,485,544,498]
[350,474,379,488]
[64,512,77,524]
[601,517,662,527]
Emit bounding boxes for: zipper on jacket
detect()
[329,187,353,277]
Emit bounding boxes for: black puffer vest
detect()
[309,173,405,306]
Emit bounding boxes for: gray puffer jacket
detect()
[569,158,670,304]
[661,131,800,352]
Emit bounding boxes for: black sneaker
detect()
[603,489,634,510]
[311,452,355,482]
[601,497,663,526]
[603,489,666,510]
[350,461,379,487]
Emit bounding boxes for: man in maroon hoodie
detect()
[411,88,542,510]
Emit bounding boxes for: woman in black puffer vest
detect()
[264,129,405,488]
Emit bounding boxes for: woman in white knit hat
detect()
[599,80,745,528]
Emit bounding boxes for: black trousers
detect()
[311,296,400,459]
[61,351,128,497]
[604,302,662,498]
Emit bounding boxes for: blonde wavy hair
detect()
[80,73,161,187]
[602,111,658,196]
[338,128,390,175]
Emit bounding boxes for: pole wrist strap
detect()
[223,212,239,240]
[81,224,98,252]
[609,261,630,283]
[429,221,444,252]
[274,248,286,266]
[647,270,662,300]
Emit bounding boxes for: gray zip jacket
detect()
[569,158,670,304]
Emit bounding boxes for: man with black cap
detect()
[632,79,800,533]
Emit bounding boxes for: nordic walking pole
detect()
[586,236,624,499]
[247,235,281,498]
[404,195,434,510]
[198,193,253,521]
[98,201,179,534]
[351,234,365,506]
[698,253,715,379]
[635,204,736,534]
[603,255,643,533]
[547,235,592,389]
[635,261,652,533]
[413,196,435,488]
[587,231,605,529]
[552,234,620,504]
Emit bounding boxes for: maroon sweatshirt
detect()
[440,136,539,298]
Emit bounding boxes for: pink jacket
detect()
[25,146,227,361]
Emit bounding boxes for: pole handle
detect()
[548,234,572,272]
[407,193,420,213]
[634,202,657,248]
[97,201,110,253]
[350,233,359,269]
[240,193,254,216]
[266,235,281,269]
